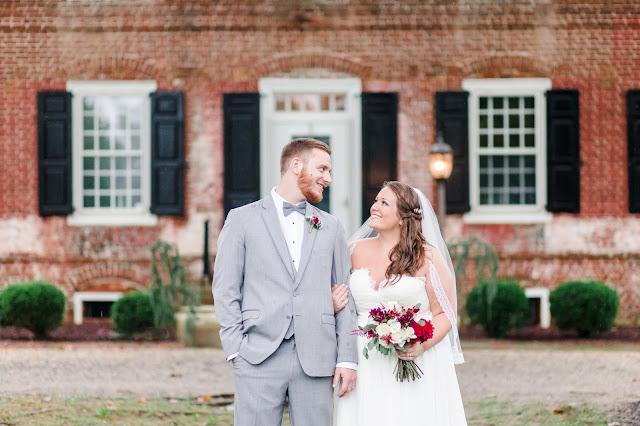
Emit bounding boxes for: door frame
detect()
[258,78,362,234]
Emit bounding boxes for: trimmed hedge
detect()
[550,280,619,337]
[465,278,529,338]
[0,281,66,339]
[110,291,154,337]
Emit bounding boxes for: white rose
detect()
[403,326,416,341]
[390,331,405,345]
[375,323,392,337]
[388,319,402,334]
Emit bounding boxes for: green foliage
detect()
[465,278,529,338]
[110,291,154,337]
[149,240,200,343]
[550,280,619,337]
[448,235,499,286]
[0,281,66,339]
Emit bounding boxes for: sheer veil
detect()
[348,188,464,364]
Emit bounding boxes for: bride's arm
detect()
[332,241,360,314]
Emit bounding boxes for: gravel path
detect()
[1,342,639,410]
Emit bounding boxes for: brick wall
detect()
[1,1,639,324]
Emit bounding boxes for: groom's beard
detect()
[298,167,324,203]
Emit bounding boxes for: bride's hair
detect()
[383,181,427,284]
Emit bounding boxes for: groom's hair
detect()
[280,138,331,175]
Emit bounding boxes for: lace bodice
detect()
[349,267,431,328]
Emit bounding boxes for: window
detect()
[67,81,157,226]
[463,79,552,224]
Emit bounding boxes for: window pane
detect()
[83,196,95,208]
[131,175,141,190]
[525,192,536,204]
[83,97,95,111]
[493,193,504,204]
[524,133,535,147]
[493,156,504,168]
[492,97,504,109]
[493,114,504,129]
[291,95,303,111]
[131,157,140,170]
[479,97,488,109]
[479,156,488,168]
[335,95,345,111]
[479,115,488,129]
[524,97,535,108]
[99,157,110,170]
[493,134,504,147]
[116,113,126,130]
[99,176,110,190]
[509,193,520,204]
[509,173,520,186]
[508,156,519,168]
[132,195,141,207]
[99,135,110,150]
[480,134,488,148]
[509,134,519,147]
[116,176,126,189]
[83,115,94,130]
[115,134,126,150]
[115,195,127,207]
[275,94,286,111]
[479,173,488,187]
[99,196,110,207]
[480,193,489,204]
[320,95,330,111]
[130,111,141,129]
[115,157,127,170]
[83,157,95,170]
[131,135,140,150]
[83,176,95,190]
[494,174,504,188]
[509,114,519,128]
[83,136,94,150]
[524,114,535,128]
[508,97,519,109]
[98,115,110,130]
[524,155,535,168]
[525,173,535,187]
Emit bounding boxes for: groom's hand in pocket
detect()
[333,367,357,397]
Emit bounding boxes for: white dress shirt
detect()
[229,189,356,371]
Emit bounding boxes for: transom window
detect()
[274,93,346,112]
[463,78,552,224]
[67,81,157,226]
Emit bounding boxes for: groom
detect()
[213,138,358,426]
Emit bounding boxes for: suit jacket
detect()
[212,194,358,377]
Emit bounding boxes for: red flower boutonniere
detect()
[305,216,323,233]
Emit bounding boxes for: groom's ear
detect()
[291,157,303,175]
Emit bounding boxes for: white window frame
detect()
[462,78,552,224]
[73,291,123,325]
[525,287,551,329]
[66,80,158,226]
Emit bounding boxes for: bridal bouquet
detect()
[356,302,434,382]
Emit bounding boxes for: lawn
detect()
[0,395,619,425]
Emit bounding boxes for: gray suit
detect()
[213,195,358,425]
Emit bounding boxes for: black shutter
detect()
[223,93,260,218]
[150,91,185,216]
[361,93,398,223]
[38,91,73,216]
[546,90,580,213]
[435,91,470,214]
[628,90,640,213]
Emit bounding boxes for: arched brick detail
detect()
[55,54,167,81]
[66,262,149,292]
[461,55,553,79]
[250,50,372,79]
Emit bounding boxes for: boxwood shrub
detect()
[0,281,66,339]
[465,278,529,338]
[549,280,619,337]
[110,291,154,338]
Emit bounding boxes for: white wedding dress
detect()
[334,264,467,425]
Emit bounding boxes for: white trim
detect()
[73,291,123,325]
[525,287,550,329]
[463,78,551,223]
[66,80,157,227]
[259,78,362,234]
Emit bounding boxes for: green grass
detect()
[0,395,624,425]
[465,397,615,425]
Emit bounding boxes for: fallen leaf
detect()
[552,408,565,414]
[168,372,182,378]
[197,395,212,402]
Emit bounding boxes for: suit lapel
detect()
[295,203,319,288]
[261,196,296,281]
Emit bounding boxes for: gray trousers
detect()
[232,337,333,426]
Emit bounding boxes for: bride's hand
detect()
[332,284,349,314]
[396,342,425,361]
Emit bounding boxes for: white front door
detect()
[259,78,362,234]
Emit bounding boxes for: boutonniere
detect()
[305,215,323,233]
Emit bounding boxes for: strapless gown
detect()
[334,264,467,425]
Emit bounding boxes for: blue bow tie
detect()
[282,201,306,216]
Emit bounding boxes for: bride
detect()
[332,181,467,425]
